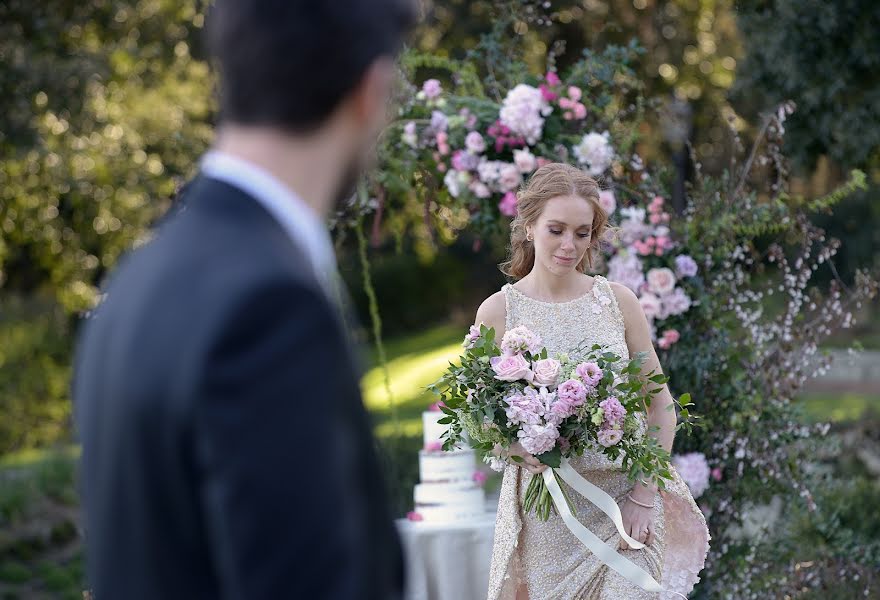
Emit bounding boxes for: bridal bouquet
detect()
[431,323,695,521]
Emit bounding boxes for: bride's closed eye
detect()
[548,228,590,239]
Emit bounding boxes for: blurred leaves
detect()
[0,0,214,313]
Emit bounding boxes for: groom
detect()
[73,1,416,598]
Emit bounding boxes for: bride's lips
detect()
[554,255,576,264]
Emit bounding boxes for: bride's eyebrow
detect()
[546,219,591,229]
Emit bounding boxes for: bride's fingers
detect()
[645,522,655,546]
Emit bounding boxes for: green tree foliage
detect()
[0,0,213,453]
[732,0,880,278]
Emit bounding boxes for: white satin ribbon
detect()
[542,459,687,599]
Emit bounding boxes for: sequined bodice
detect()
[503,275,628,364]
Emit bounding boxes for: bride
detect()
[475,163,709,599]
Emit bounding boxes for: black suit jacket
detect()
[74,176,404,599]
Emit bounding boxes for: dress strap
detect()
[501,283,515,332]
[596,276,626,329]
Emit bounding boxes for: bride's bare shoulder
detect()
[474,289,507,336]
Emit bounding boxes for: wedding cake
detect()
[412,407,486,523]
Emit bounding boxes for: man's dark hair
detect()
[206,1,417,133]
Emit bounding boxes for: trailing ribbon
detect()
[542,458,687,599]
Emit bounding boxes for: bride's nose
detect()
[560,234,575,251]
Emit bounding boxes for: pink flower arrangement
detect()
[672,452,711,499]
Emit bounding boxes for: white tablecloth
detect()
[396,513,497,600]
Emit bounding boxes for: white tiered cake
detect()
[413,408,486,523]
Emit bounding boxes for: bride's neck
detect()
[520,267,590,302]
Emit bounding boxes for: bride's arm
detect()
[609,282,677,502]
[474,290,507,339]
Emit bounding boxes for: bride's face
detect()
[527,194,595,276]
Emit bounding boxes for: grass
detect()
[798,391,880,423]
[361,323,464,438]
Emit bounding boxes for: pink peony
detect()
[598,189,616,215]
[498,164,523,193]
[647,267,677,296]
[575,362,603,388]
[597,427,623,447]
[517,422,559,456]
[469,180,491,199]
[661,288,692,317]
[500,326,542,355]
[490,353,533,382]
[532,358,562,387]
[422,79,442,99]
[513,148,537,173]
[599,397,626,425]
[499,190,519,216]
[557,378,587,406]
[672,452,711,498]
[465,131,486,154]
[607,254,645,293]
[548,397,576,424]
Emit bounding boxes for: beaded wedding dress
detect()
[486,276,710,600]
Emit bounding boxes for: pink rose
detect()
[532,358,561,387]
[407,511,424,522]
[424,440,443,452]
[573,103,587,119]
[513,148,537,173]
[639,292,662,320]
[647,267,675,296]
[473,471,488,485]
[490,353,533,382]
[598,189,616,215]
[597,427,623,447]
[663,329,681,344]
[429,401,445,412]
[568,86,582,101]
[711,467,723,482]
[498,192,518,217]
[545,71,561,86]
[498,164,522,193]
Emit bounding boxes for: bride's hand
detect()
[508,441,548,475]
[618,496,655,549]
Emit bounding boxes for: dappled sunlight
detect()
[361,342,462,412]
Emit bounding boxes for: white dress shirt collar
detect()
[200,150,337,295]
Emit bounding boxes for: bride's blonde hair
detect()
[500,162,608,280]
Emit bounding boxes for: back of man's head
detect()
[206,0,417,134]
